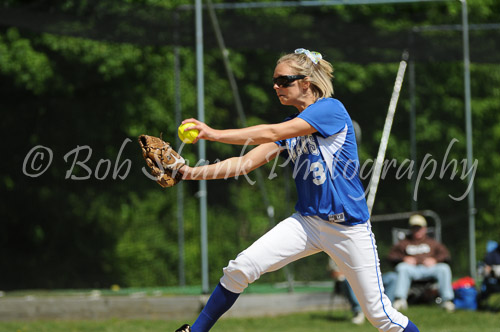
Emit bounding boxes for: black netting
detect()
[1,2,499,63]
[1,0,499,290]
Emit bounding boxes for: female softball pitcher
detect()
[175,48,420,332]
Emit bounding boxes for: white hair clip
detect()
[295,48,322,64]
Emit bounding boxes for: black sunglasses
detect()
[273,75,306,87]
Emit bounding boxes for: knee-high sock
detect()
[404,320,420,332]
[191,283,240,332]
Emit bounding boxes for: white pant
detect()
[220,213,408,332]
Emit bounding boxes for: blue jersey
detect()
[276,98,369,225]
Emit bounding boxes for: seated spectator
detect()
[387,214,455,312]
[328,258,365,325]
[478,242,500,310]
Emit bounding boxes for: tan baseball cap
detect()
[409,214,427,227]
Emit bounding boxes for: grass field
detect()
[2,306,499,332]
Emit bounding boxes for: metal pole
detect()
[173,11,186,288]
[409,49,417,211]
[195,0,210,294]
[174,53,186,287]
[461,0,476,280]
[367,51,408,214]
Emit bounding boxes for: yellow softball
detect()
[178,122,199,144]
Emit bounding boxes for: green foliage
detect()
[115,192,178,286]
[0,29,53,94]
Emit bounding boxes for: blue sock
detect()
[404,320,420,332]
[191,283,240,332]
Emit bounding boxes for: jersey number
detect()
[310,162,326,185]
